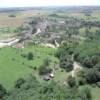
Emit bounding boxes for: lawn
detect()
[0,45,57,90]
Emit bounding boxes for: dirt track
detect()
[71,61,82,77]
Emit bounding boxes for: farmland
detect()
[0,45,57,89]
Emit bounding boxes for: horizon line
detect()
[0,5,100,8]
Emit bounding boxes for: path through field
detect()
[71,61,82,77]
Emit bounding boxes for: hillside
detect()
[0,7,100,100]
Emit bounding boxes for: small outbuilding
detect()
[43,75,51,81]
[43,72,54,81]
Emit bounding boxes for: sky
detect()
[0,0,100,8]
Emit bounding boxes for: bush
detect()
[85,69,100,84]
[91,55,99,66]
[38,57,52,75]
[76,70,87,85]
[67,75,76,87]
[0,84,7,98]
[27,52,34,60]
[60,56,73,72]
[83,57,93,68]
[56,42,76,72]
[78,77,86,86]
[74,52,79,61]
[38,65,52,75]
[33,66,37,70]
[43,58,51,67]
[15,78,26,88]
[5,75,84,100]
[21,53,27,58]
[65,62,73,72]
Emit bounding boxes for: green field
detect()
[91,86,100,100]
[0,45,57,90]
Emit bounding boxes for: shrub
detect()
[83,57,93,68]
[21,53,27,58]
[38,65,52,75]
[33,66,37,70]
[56,42,76,72]
[5,75,84,100]
[15,78,26,88]
[60,56,73,72]
[85,69,100,84]
[0,84,7,98]
[78,77,86,86]
[67,75,76,87]
[43,57,51,67]
[27,52,34,60]
[76,70,87,85]
[65,62,73,72]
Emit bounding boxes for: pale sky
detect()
[0,0,100,8]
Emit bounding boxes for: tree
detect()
[0,84,7,98]
[15,78,26,88]
[83,57,93,68]
[60,55,73,72]
[5,75,83,100]
[85,69,100,84]
[38,57,52,75]
[67,75,76,87]
[56,42,75,72]
[43,58,51,67]
[76,70,86,85]
[38,64,52,75]
[27,52,33,60]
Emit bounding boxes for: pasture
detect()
[0,45,57,90]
